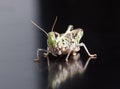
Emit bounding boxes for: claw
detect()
[89,54,97,59]
[43,53,48,58]
[90,54,97,57]
[34,56,40,62]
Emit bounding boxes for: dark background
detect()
[0,0,120,89]
[37,0,120,89]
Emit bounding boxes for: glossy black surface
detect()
[0,0,120,89]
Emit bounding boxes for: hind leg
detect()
[78,42,97,57]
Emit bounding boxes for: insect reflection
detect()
[47,54,96,89]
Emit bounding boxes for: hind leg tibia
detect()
[79,42,97,57]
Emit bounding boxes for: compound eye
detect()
[55,33,58,38]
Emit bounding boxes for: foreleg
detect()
[34,48,49,62]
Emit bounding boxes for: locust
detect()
[31,17,97,62]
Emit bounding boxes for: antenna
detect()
[51,16,58,32]
[31,20,48,36]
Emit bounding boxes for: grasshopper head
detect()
[47,32,59,45]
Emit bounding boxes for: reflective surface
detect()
[47,54,96,89]
[0,0,120,89]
